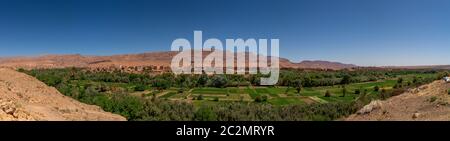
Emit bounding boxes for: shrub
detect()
[152,78,171,90]
[429,96,437,103]
[255,96,263,102]
[262,95,268,102]
[194,106,217,121]
[341,86,347,97]
[324,90,331,97]
[374,86,380,92]
[197,74,208,87]
[178,88,185,94]
[213,97,219,102]
[413,77,419,84]
[354,89,361,94]
[397,77,404,84]
[340,75,351,85]
[197,95,204,100]
[134,84,146,91]
[380,89,387,100]
[17,68,25,72]
[210,75,228,88]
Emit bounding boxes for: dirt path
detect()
[346,80,450,121]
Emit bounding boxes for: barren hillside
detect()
[346,80,450,121]
[0,68,126,121]
[0,51,356,70]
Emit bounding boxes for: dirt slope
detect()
[0,68,126,121]
[346,80,450,121]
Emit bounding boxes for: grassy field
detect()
[154,73,437,106]
[62,72,436,107]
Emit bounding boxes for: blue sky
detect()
[0,0,450,66]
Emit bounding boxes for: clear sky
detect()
[1,0,450,66]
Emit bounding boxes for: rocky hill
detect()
[0,68,126,121]
[346,80,450,121]
[0,51,356,70]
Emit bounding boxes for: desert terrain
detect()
[0,68,126,121]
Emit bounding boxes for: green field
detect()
[55,71,438,107]
[157,73,437,105]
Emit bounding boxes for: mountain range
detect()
[0,51,358,70]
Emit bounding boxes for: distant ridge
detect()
[280,59,357,70]
[0,51,357,70]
